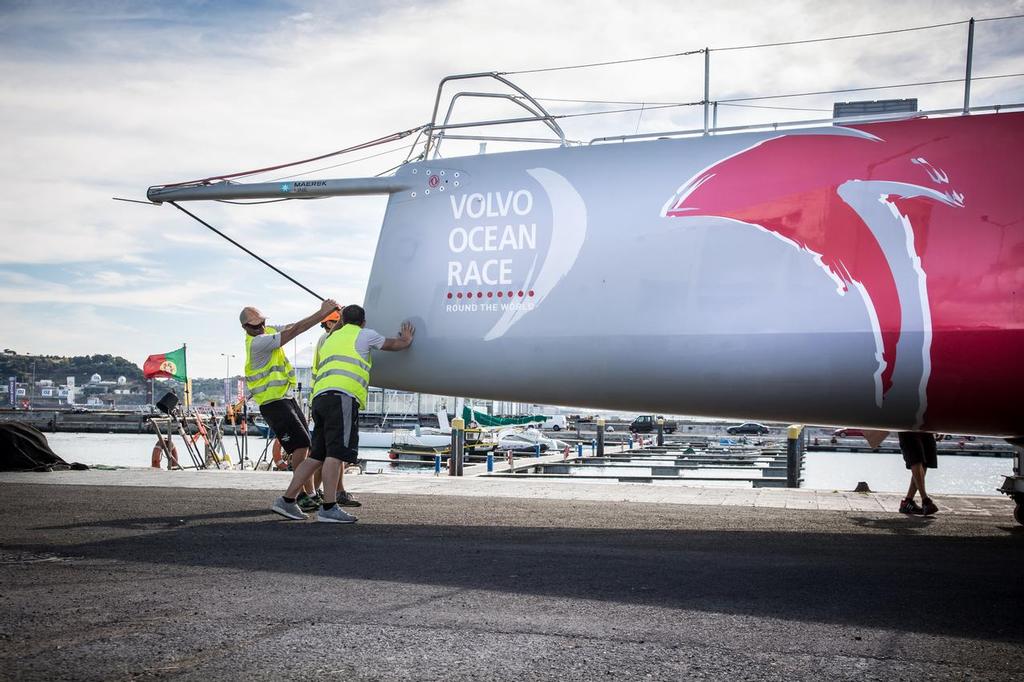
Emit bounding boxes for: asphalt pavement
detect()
[1,482,1022,681]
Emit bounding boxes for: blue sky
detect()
[2,0,1022,377]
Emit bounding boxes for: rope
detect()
[155,124,426,189]
[168,202,324,301]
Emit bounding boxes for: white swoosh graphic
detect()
[484,167,587,340]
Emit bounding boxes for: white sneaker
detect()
[271,497,307,521]
[316,505,358,524]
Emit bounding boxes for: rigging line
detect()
[526,96,830,111]
[156,124,427,189]
[497,14,1023,76]
[718,72,1024,103]
[715,19,969,51]
[527,96,689,106]
[553,100,704,119]
[500,49,704,76]
[112,197,160,206]
[265,144,414,182]
[375,160,408,178]
[717,102,833,112]
[977,13,1024,22]
[168,201,324,301]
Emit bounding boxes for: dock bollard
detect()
[628,436,633,450]
[434,454,441,476]
[590,438,596,455]
[506,449,514,471]
[787,424,804,488]
[656,417,665,447]
[449,417,465,477]
[535,444,541,458]
[577,442,583,458]
[486,452,494,472]
[596,418,605,457]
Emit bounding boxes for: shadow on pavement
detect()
[7,501,1023,644]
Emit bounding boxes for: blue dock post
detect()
[535,444,541,458]
[628,436,634,449]
[591,438,596,455]
[577,442,583,458]
[434,454,441,475]
[486,452,494,472]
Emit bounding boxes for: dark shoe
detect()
[920,497,939,516]
[898,498,923,514]
[296,492,320,513]
[337,491,362,508]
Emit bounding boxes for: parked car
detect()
[726,422,770,435]
[629,415,677,434]
[939,433,977,441]
[832,428,865,438]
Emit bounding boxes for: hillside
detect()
[0,352,144,384]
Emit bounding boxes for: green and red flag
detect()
[143,346,187,381]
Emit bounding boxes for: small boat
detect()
[253,416,272,439]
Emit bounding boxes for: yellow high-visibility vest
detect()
[244,326,296,405]
[312,323,371,408]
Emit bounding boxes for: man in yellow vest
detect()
[241,298,338,502]
[272,304,414,523]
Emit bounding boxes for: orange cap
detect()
[321,310,341,325]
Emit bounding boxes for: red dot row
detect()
[447,290,535,299]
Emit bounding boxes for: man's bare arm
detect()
[280,299,338,346]
[381,321,415,351]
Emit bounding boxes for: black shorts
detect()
[259,398,311,454]
[899,432,937,469]
[310,391,360,464]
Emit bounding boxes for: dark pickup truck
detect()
[629,415,677,434]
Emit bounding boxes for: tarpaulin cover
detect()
[461,407,548,427]
[0,422,86,472]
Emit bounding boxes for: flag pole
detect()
[182,342,190,408]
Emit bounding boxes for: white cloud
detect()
[1,0,1022,376]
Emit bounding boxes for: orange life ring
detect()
[272,439,288,470]
[152,440,179,469]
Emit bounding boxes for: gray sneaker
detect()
[271,497,308,521]
[316,505,358,524]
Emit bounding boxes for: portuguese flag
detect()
[143,346,187,381]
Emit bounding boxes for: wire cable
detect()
[714,19,969,51]
[719,72,1024,103]
[168,202,324,301]
[501,48,704,74]
[266,144,414,182]
[526,96,831,113]
[155,124,426,189]
[497,14,1023,75]
[717,102,832,112]
[528,96,691,106]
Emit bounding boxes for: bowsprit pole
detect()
[168,201,325,301]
